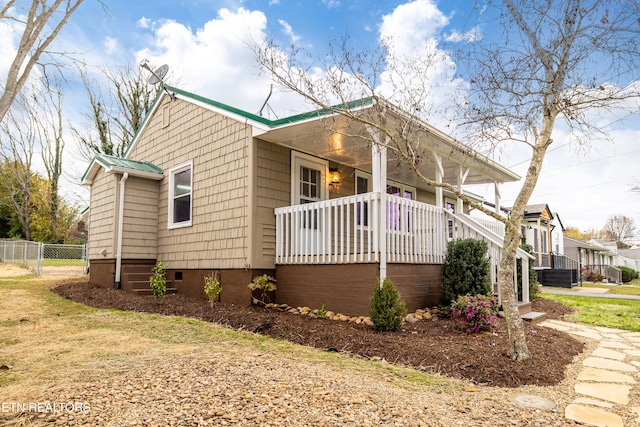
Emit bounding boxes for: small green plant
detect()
[247,274,277,305]
[315,302,327,319]
[450,294,499,334]
[149,262,167,300]
[203,272,222,307]
[440,238,491,306]
[369,277,407,332]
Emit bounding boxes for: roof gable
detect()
[81,154,163,185]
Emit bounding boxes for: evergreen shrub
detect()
[369,277,407,332]
[440,238,491,306]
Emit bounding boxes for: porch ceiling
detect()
[257,112,519,187]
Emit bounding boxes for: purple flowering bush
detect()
[451,294,500,334]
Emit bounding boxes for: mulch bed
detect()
[52,281,583,388]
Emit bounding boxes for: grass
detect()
[42,259,85,267]
[0,274,456,405]
[561,282,640,296]
[540,293,640,332]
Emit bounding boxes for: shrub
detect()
[451,294,499,334]
[247,274,277,305]
[440,238,491,306]
[149,262,167,300]
[369,277,407,332]
[618,266,638,283]
[581,267,605,282]
[203,272,222,307]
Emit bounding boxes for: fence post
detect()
[82,244,87,274]
[36,242,43,275]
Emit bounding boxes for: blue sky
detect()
[3,0,640,234]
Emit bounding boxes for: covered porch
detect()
[257,99,532,314]
[274,193,532,311]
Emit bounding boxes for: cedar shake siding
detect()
[254,140,290,268]
[88,168,118,259]
[128,97,251,270]
[121,176,159,259]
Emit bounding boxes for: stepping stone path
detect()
[541,319,640,427]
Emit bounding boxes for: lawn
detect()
[42,259,85,267]
[540,293,640,332]
[563,282,640,296]
[0,274,454,405]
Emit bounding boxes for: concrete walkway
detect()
[541,286,640,300]
[540,319,640,426]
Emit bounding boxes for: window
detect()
[168,161,192,228]
[356,172,371,226]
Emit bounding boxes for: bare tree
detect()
[39,86,64,241]
[0,0,88,124]
[73,64,162,159]
[258,0,640,361]
[460,0,640,360]
[602,214,637,244]
[0,96,38,240]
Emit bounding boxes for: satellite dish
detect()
[147,64,169,85]
[140,61,175,100]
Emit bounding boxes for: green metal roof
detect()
[95,154,163,174]
[165,85,374,127]
[81,153,163,185]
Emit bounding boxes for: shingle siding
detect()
[88,168,117,259]
[121,176,159,259]
[127,97,251,270]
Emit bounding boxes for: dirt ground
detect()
[52,281,583,388]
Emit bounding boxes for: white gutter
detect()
[114,172,128,289]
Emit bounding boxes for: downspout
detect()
[114,172,129,289]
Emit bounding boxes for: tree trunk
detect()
[498,225,530,360]
[499,115,555,361]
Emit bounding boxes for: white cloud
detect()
[379,0,448,54]
[278,19,300,44]
[321,0,341,9]
[134,8,309,116]
[376,0,466,130]
[103,36,119,55]
[444,26,482,43]
[137,17,151,29]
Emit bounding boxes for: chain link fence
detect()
[0,240,87,276]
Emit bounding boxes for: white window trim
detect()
[291,151,328,205]
[167,160,193,229]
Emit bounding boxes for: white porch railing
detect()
[463,214,505,236]
[275,193,451,265]
[274,192,531,303]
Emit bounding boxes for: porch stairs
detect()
[122,264,177,296]
[518,302,547,325]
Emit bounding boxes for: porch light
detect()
[329,168,341,186]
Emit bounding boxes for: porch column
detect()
[494,182,501,215]
[371,136,388,281]
[456,166,469,213]
[433,152,443,208]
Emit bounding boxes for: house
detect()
[517,204,581,287]
[81,86,532,316]
[563,237,621,284]
[617,248,640,272]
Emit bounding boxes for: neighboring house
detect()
[81,86,532,316]
[478,203,577,287]
[519,204,565,267]
[617,248,640,272]
[563,237,622,284]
